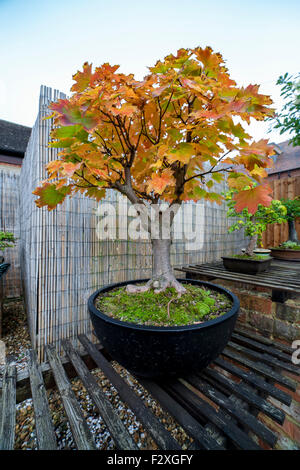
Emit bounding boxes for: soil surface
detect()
[97,283,233,327]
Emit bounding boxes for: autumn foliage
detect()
[34,46,275,214]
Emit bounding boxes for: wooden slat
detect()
[139,379,224,450]
[230,334,298,371]
[182,268,299,292]
[228,342,295,377]
[203,367,285,425]
[0,361,16,450]
[181,266,300,293]
[201,260,300,277]
[28,349,57,450]
[222,348,297,391]
[234,326,295,355]
[45,345,97,450]
[163,380,260,450]
[62,339,138,450]
[184,375,277,447]
[78,334,181,450]
[214,357,292,406]
[182,261,300,287]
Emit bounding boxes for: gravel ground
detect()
[1,298,193,450]
[0,297,31,378]
[14,363,193,450]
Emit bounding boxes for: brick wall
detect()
[186,272,300,449]
[214,278,300,343]
[187,273,300,342]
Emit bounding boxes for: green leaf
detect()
[212,173,224,183]
[33,183,71,210]
[55,125,82,138]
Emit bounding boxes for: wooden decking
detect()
[176,259,300,295]
[0,326,299,450]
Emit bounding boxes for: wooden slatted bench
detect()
[0,325,299,450]
[175,260,300,300]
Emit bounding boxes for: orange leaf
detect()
[61,162,82,177]
[233,184,273,214]
[227,172,253,190]
[71,62,92,92]
[147,169,175,195]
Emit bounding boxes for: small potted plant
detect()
[223,189,286,274]
[34,47,275,377]
[270,198,300,261]
[0,231,16,264]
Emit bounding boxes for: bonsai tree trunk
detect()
[288,219,300,243]
[245,234,258,257]
[125,200,187,295]
[127,238,187,295]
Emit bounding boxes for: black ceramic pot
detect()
[88,278,239,378]
[222,256,272,274]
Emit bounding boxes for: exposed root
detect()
[125,275,187,295]
[126,280,152,294]
[167,297,177,318]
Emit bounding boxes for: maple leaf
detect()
[147,169,175,195]
[233,184,273,214]
[85,187,106,201]
[152,84,169,98]
[250,164,268,180]
[50,100,99,130]
[88,167,109,179]
[46,160,62,175]
[61,162,82,177]
[111,103,138,117]
[71,62,92,92]
[167,143,195,164]
[33,183,71,210]
[227,172,254,190]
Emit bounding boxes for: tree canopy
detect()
[269,72,300,147]
[34,46,275,214]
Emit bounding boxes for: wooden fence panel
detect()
[262,176,300,248]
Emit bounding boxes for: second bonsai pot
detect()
[270,248,300,261]
[222,256,272,274]
[253,248,271,259]
[88,278,239,378]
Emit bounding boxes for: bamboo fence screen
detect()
[19,85,246,361]
[262,176,300,248]
[0,165,22,298]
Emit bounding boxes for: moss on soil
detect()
[232,254,270,260]
[96,284,232,327]
[271,244,300,251]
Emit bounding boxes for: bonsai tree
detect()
[33,46,275,295]
[280,197,300,244]
[226,189,287,256]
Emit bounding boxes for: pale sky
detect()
[0,0,299,143]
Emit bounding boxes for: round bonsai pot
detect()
[270,248,300,261]
[222,256,272,274]
[253,248,271,259]
[88,278,239,378]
